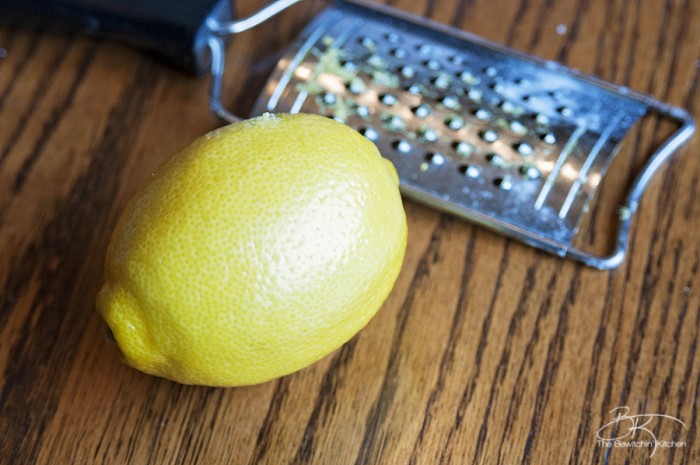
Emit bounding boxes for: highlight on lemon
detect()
[96,113,407,387]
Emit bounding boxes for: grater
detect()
[1,0,694,269]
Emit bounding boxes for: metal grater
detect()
[244,0,695,269]
[1,0,694,269]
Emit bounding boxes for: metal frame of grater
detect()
[207,0,695,270]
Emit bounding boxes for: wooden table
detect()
[1,0,698,463]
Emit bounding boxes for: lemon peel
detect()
[96,113,407,386]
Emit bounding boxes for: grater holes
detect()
[385,32,401,43]
[556,105,573,117]
[493,176,513,190]
[499,101,520,114]
[404,83,424,95]
[445,115,465,130]
[466,88,483,102]
[320,92,337,105]
[430,73,452,91]
[526,113,549,127]
[519,164,541,179]
[359,127,380,141]
[418,127,439,142]
[391,48,408,59]
[355,104,370,118]
[459,164,481,178]
[399,65,416,79]
[479,129,499,143]
[485,152,507,167]
[472,108,492,120]
[312,34,563,196]
[412,104,432,118]
[513,142,534,156]
[347,77,368,94]
[458,71,481,85]
[416,43,433,55]
[509,120,528,136]
[488,81,507,94]
[380,93,398,106]
[392,139,412,153]
[367,54,388,70]
[533,113,549,125]
[424,59,441,71]
[418,152,446,173]
[483,66,498,77]
[440,95,461,109]
[381,113,406,131]
[449,55,466,66]
[339,58,358,73]
[425,151,446,165]
[540,132,556,144]
[453,141,476,157]
[359,36,377,50]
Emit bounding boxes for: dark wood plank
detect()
[0,0,698,464]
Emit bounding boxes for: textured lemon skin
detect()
[96,113,407,386]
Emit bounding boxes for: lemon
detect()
[96,113,407,386]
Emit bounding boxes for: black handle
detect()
[0,0,233,75]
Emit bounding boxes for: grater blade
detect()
[251,0,694,269]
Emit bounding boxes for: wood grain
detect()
[1,0,698,464]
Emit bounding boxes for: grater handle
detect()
[206,0,327,122]
[210,0,309,35]
[0,0,233,75]
[566,103,695,270]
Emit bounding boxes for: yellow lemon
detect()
[96,113,407,386]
